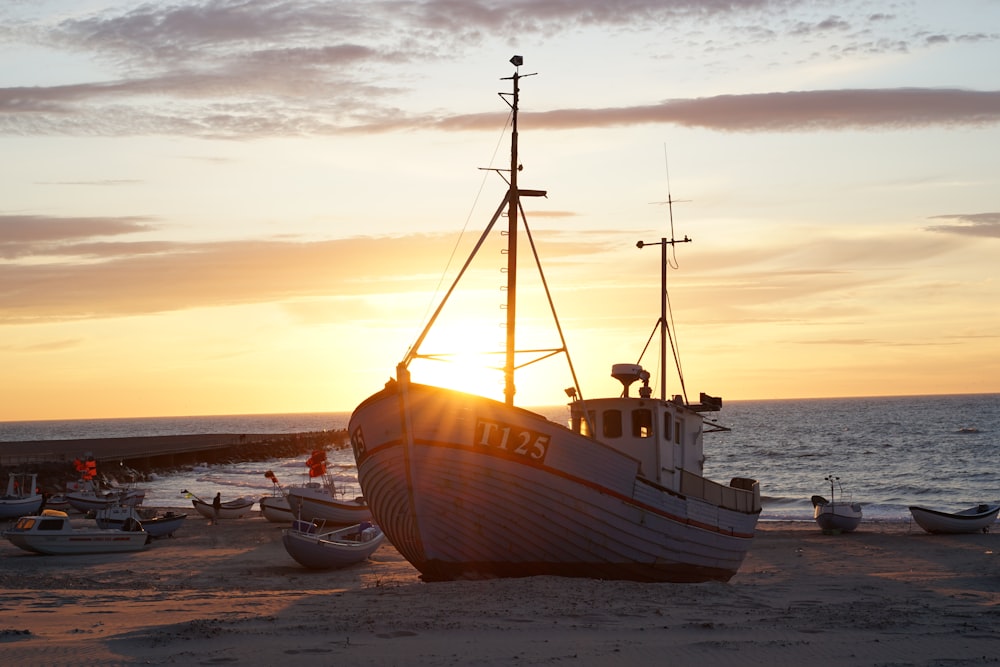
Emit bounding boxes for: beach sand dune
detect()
[2,515,998,666]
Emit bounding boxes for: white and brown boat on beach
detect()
[188,494,254,520]
[270,449,372,527]
[347,57,761,583]
[909,503,1000,534]
[3,509,150,555]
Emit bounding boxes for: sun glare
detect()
[409,350,508,401]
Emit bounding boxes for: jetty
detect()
[0,430,347,489]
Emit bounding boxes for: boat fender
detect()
[41,509,69,517]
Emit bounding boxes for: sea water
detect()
[2,395,997,521]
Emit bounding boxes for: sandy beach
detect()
[1,514,998,666]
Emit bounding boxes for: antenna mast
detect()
[637,193,691,402]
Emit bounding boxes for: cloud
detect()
[5,82,999,137]
[0,217,664,325]
[2,1,998,137]
[430,88,1000,134]
[0,215,155,257]
[925,212,1000,238]
[0,218,513,323]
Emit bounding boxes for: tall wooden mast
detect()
[502,55,523,406]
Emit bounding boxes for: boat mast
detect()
[637,194,690,402]
[399,57,559,405]
[502,55,523,406]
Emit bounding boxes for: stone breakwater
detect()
[0,429,349,493]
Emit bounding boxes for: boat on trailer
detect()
[347,57,761,583]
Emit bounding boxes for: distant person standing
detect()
[212,492,222,525]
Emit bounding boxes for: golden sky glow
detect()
[1,1,999,420]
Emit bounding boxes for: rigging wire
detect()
[662,146,687,398]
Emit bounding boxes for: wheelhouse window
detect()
[674,418,684,444]
[573,410,597,437]
[662,413,672,441]
[603,409,623,438]
[632,409,653,438]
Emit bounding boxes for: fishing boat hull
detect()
[282,522,385,570]
[909,504,1000,534]
[191,497,254,520]
[350,382,760,583]
[94,507,187,538]
[286,488,371,526]
[65,489,146,513]
[0,495,44,520]
[259,495,295,523]
[1,473,44,519]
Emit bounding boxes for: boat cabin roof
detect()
[13,515,70,531]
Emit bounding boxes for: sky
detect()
[1,0,999,421]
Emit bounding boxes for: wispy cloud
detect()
[431,88,1000,134]
[0,212,519,322]
[925,212,1000,238]
[4,204,993,327]
[0,215,155,257]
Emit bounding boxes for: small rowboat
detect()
[282,521,385,570]
[190,496,255,520]
[94,505,188,538]
[909,504,1000,534]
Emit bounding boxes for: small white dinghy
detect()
[282,521,385,570]
[909,504,1000,534]
[186,492,255,520]
[811,475,862,534]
